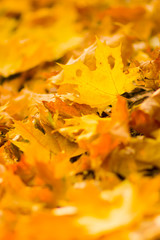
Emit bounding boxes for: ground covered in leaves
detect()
[1,0,160,239]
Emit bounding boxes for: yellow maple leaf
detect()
[56,39,138,108]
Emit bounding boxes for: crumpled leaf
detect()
[43,97,95,118]
[9,120,79,164]
[131,88,160,136]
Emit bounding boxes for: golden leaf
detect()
[56,39,137,108]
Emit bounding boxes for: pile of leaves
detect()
[1,0,160,239]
